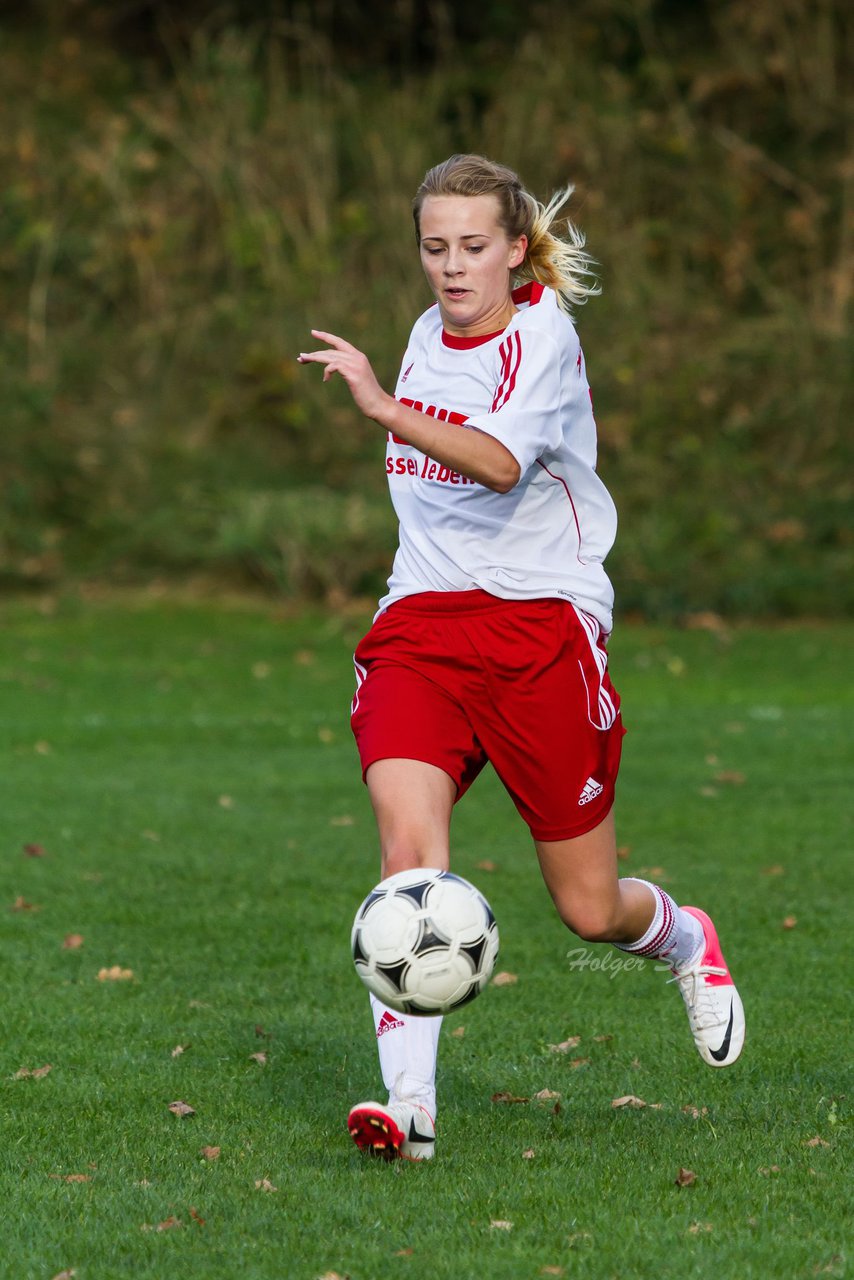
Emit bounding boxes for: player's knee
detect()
[555,898,621,943]
[381,835,449,880]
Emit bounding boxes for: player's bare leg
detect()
[349,759,454,1160]
[367,757,456,877]
[535,811,745,1066]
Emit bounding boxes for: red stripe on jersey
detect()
[503,331,522,404]
[492,332,522,412]
[536,459,585,562]
[492,340,511,412]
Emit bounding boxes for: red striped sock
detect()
[615,879,703,966]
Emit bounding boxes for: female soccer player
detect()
[298,154,745,1161]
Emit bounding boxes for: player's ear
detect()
[508,235,528,270]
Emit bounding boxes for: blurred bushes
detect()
[0,0,851,615]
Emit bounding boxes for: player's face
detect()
[418,194,527,337]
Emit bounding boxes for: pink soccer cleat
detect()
[669,907,745,1067]
[348,1099,436,1161]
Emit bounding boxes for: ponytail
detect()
[516,185,600,315]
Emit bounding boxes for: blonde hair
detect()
[412,153,600,314]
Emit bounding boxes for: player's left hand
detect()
[298,330,390,422]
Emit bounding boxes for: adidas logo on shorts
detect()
[578,776,604,806]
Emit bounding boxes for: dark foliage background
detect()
[1,0,851,616]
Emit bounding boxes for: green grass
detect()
[0,595,851,1280]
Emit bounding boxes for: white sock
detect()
[370,993,441,1120]
[614,878,704,966]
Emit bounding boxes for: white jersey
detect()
[378,282,618,633]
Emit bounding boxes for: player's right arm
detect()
[298,330,520,493]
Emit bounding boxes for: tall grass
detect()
[1,1,851,613]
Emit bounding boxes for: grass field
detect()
[1,595,851,1280]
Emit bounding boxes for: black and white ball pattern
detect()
[351,868,500,1015]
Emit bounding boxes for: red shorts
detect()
[350,590,625,842]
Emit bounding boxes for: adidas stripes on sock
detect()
[370,993,441,1119]
[614,878,704,967]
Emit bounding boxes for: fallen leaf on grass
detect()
[540,1269,565,1277]
[393,1248,414,1257]
[687,1222,713,1234]
[616,845,631,860]
[24,843,46,857]
[782,916,797,929]
[97,966,134,981]
[49,1173,90,1183]
[315,1273,350,1280]
[476,860,497,872]
[249,1052,268,1066]
[681,1105,709,1119]
[715,770,746,785]
[491,972,518,987]
[813,1254,846,1276]
[548,1036,581,1053]
[255,1024,272,1039]
[533,1089,561,1103]
[592,1034,614,1043]
[522,1149,536,1159]
[675,1167,697,1187]
[11,896,39,912]
[330,815,354,827]
[62,934,84,950]
[171,1044,190,1058]
[189,1207,205,1225]
[569,1057,591,1069]
[200,1146,221,1160]
[491,1092,529,1104]
[14,1064,52,1080]
[759,1165,781,1176]
[761,864,786,876]
[156,1216,182,1232]
[168,1100,196,1118]
[451,1026,465,1038]
[255,1178,278,1192]
[611,1095,648,1109]
[804,1136,829,1148]
[490,1220,513,1231]
[51,1271,76,1279]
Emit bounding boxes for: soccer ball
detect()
[351,868,499,1015]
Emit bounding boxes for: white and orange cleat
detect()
[348,1099,436,1161]
[670,907,745,1067]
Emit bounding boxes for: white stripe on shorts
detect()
[351,657,368,716]
[572,605,617,731]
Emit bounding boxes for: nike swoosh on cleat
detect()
[408,1117,435,1145]
[709,999,735,1062]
